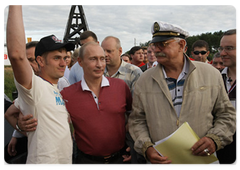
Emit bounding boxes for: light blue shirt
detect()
[68,62,84,85]
[64,66,70,80]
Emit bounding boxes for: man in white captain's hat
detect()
[128,21,236,164]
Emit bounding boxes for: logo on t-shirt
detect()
[53,91,65,106]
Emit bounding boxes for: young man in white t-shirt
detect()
[5,6,74,164]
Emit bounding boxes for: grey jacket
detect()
[129,57,236,156]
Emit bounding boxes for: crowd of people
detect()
[4,6,236,164]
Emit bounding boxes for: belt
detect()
[78,149,123,163]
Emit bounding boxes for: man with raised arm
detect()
[5,5,74,164]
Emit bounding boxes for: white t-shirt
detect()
[14,71,72,164]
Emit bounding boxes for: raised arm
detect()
[6,5,32,89]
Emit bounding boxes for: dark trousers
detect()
[75,148,124,164]
[126,132,146,163]
[5,137,28,164]
[217,133,236,164]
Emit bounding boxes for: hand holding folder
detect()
[153,122,218,164]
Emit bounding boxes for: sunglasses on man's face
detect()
[193,51,207,55]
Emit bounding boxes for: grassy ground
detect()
[4,66,17,101]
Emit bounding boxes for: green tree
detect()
[139,40,151,47]
[4,67,17,101]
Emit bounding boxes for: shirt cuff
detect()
[12,130,25,138]
[142,141,154,159]
[205,134,221,151]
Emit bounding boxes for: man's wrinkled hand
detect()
[191,137,216,156]
[146,146,172,164]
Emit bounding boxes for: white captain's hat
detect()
[151,21,189,43]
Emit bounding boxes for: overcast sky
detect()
[3,4,237,53]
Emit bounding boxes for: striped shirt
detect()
[104,60,142,94]
[221,67,232,92]
[162,56,189,117]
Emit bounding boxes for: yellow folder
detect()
[153,122,218,164]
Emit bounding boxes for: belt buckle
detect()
[103,155,111,163]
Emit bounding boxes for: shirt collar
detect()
[221,67,228,75]
[81,75,110,91]
[118,60,127,74]
[162,56,189,79]
[147,61,159,69]
[104,59,126,76]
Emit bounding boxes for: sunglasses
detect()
[193,51,207,55]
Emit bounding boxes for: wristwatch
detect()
[16,120,23,132]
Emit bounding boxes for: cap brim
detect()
[151,36,174,43]
[64,43,75,51]
[51,42,75,52]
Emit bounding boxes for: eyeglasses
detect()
[193,51,207,55]
[218,46,236,53]
[151,39,176,49]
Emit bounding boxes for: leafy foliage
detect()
[4,67,17,101]
[140,40,151,47]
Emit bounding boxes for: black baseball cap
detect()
[35,35,75,57]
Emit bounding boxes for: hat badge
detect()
[51,35,62,43]
[154,22,160,32]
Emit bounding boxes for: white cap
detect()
[151,21,189,43]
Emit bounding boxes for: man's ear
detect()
[36,56,44,67]
[130,54,133,59]
[179,39,187,52]
[78,57,83,67]
[119,47,123,56]
[206,51,210,56]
